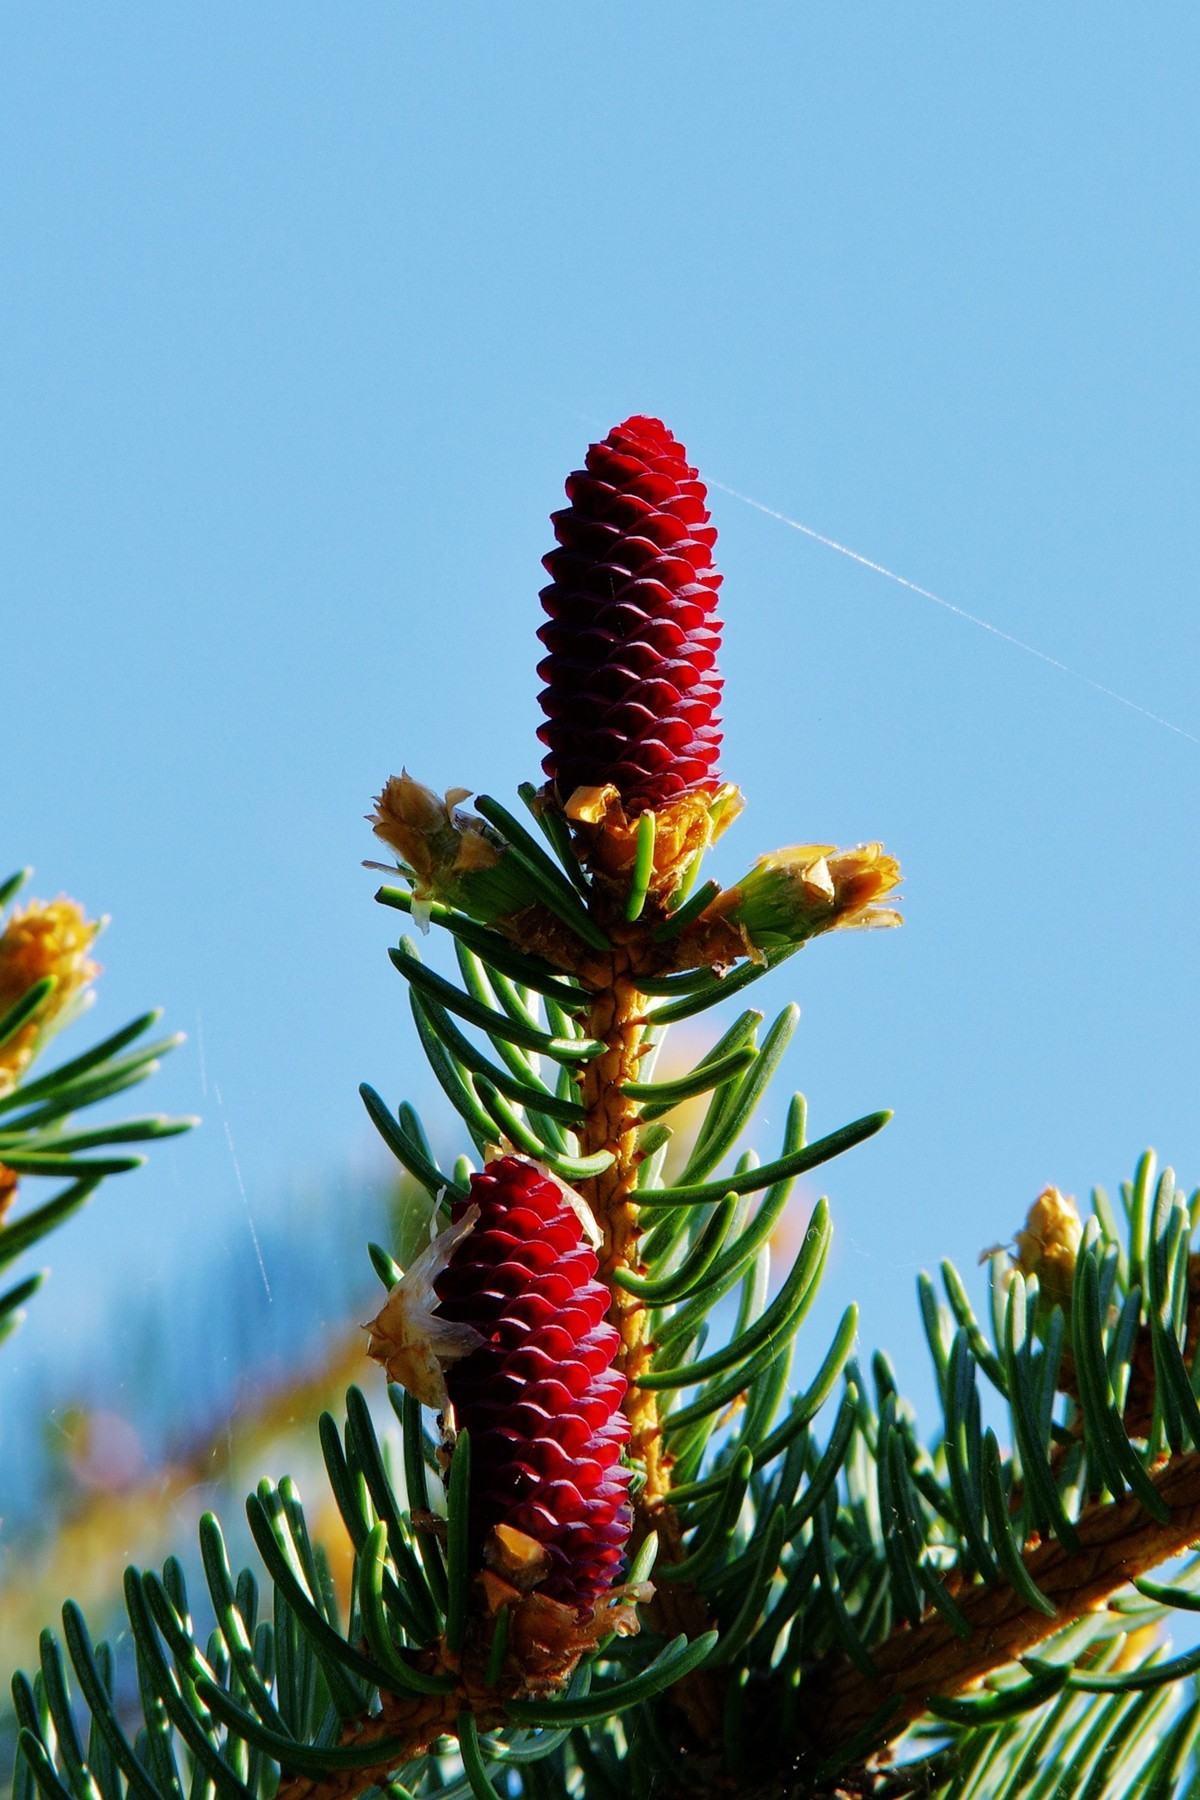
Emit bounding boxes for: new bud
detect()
[0,897,100,1097]
[369,773,529,927]
[700,842,902,960]
[1012,1186,1083,1315]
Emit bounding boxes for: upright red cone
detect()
[432,1158,632,1615]
[537,416,723,817]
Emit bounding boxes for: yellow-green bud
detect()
[369,773,531,926]
[705,842,902,955]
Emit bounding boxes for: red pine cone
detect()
[537,415,723,816]
[432,1157,632,1613]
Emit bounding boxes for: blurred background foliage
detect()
[0,1167,392,1750]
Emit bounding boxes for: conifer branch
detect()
[35,417,1200,1800]
[0,868,190,1350]
[810,1449,1200,1760]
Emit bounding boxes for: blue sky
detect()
[3,6,1198,1447]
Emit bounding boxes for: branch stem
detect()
[575,946,661,1490]
[574,934,722,1752]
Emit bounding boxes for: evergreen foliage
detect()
[0,866,191,1351]
[9,425,1200,1798]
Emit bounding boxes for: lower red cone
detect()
[432,1157,633,1614]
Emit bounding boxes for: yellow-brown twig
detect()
[573,933,723,1753]
[575,944,661,1488]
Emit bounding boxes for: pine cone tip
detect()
[537,416,723,819]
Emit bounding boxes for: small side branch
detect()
[809,1449,1200,1755]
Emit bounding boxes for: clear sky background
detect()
[3,7,1198,1460]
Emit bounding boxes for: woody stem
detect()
[575,940,721,1750]
[576,948,663,1495]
